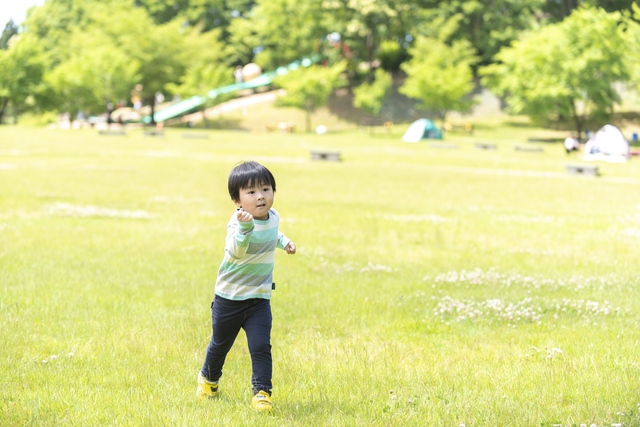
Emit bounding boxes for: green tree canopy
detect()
[481,6,630,138]
[45,28,140,115]
[17,0,233,123]
[400,36,478,125]
[165,28,233,125]
[134,0,255,36]
[353,68,392,117]
[274,61,348,132]
[544,0,636,21]
[322,0,429,81]
[0,34,48,123]
[0,19,19,50]
[414,0,545,64]
[228,0,326,69]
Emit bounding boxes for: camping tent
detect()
[402,119,443,142]
[583,124,630,163]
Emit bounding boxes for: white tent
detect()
[402,119,442,142]
[583,124,630,163]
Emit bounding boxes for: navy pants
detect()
[201,295,273,395]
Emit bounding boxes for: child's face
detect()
[234,182,274,221]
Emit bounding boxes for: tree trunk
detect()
[440,111,448,132]
[305,108,312,133]
[366,26,374,84]
[0,98,8,124]
[570,98,583,140]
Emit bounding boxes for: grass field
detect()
[1,121,640,426]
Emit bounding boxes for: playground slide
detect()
[148,56,318,123]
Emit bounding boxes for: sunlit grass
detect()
[1,123,639,426]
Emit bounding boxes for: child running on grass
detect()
[197,161,296,412]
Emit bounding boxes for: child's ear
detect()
[233,199,242,208]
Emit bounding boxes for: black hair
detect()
[228,161,276,202]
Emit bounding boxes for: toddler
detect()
[196,161,296,412]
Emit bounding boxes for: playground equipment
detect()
[148,56,320,123]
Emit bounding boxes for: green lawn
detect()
[1,123,639,426]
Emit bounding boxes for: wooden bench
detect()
[181,133,209,139]
[475,143,497,150]
[429,142,459,149]
[527,138,558,143]
[144,130,164,137]
[443,122,473,134]
[266,122,295,133]
[98,130,126,136]
[515,146,543,153]
[566,164,598,176]
[311,151,341,161]
[360,119,393,134]
[360,118,386,128]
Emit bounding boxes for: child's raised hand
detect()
[285,241,296,254]
[237,208,253,223]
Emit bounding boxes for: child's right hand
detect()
[237,208,253,223]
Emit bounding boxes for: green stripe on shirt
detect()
[219,261,275,276]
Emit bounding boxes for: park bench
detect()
[98,130,126,136]
[515,145,543,153]
[360,118,393,134]
[527,137,558,143]
[181,133,209,139]
[266,121,295,133]
[311,151,341,161]
[566,164,598,177]
[429,142,459,149]
[443,122,473,134]
[144,130,164,137]
[475,143,497,150]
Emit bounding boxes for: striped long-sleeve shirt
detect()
[215,208,291,300]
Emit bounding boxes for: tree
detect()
[544,0,635,21]
[227,0,327,70]
[322,0,428,82]
[0,34,48,123]
[400,36,478,126]
[92,2,225,124]
[376,40,409,71]
[21,0,96,67]
[353,68,392,117]
[414,0,545,64]
[481,7,630,139]
[165,28,233,126]
[273,61,348,132]
[0,19,19,50]
[134,0,255,35]
[46,32,140,116]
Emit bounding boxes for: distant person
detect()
[234,66,244,84]
[564,134,579,153]
[196,161,296,412]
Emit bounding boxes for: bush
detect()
[15,111,58,126]
[377,40,408,72]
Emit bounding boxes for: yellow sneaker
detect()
[196,372,218,399]
[251,391,273,412]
